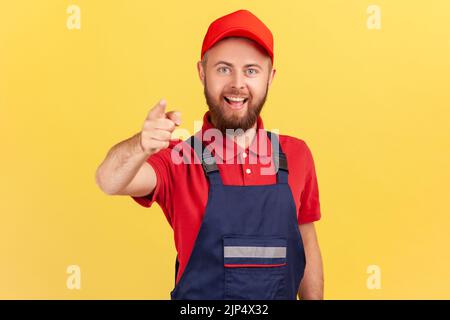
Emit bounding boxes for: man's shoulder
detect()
[276,134,318,173]
[277,133,310,154]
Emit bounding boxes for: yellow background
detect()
[1,0,449,299]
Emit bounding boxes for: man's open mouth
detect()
[223,96,249,110]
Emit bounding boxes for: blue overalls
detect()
[170,130,306,300]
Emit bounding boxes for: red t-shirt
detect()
[132,111,321,285]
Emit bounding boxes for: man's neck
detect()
[232,122,257,150]
[210,113,258,150]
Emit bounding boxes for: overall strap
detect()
[185,131,289,185]
[184,135,223,185]
[174,254,179,286]
[266,131,289,184]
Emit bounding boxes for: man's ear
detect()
[197,61,205,86]
[268,67,276,86]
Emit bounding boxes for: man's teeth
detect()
[226,96,246,102]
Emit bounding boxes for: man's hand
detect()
[95,99,181,196]
[139,99,181,155]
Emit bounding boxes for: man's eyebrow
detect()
[213,61,263,70]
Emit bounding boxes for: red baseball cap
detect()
[201,9,274,64]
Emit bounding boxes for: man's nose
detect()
[231,71,245,89]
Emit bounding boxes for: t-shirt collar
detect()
[195,110,272,162]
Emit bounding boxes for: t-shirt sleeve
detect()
[130,140,181,226]
[130,154,164,208]
[298,141,322,224]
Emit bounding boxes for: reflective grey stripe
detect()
[224,246,286,258]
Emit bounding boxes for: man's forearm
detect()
[95,132,150,195]
[298,250,324,299]
[297,223,324,300]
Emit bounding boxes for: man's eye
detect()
[247,68,258,75]
[218,67,229,73]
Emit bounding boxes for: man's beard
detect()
[203,79,269,134]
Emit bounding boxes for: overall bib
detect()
[170,131,306,300]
